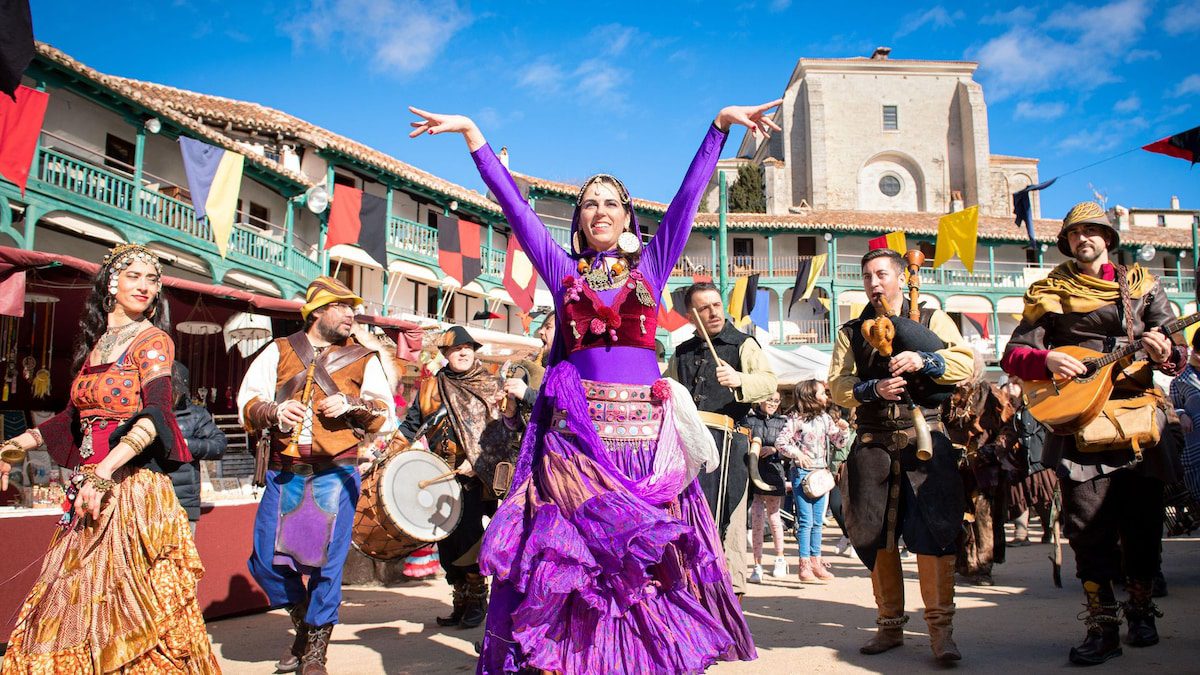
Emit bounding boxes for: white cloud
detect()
[574,59,629,105]
[1164,1,1200,35]
[1125,49,1160,62]
[587,24,639,57]
[1114,95,1141,113]
[769,0,792,11]
[1014,100,1068,120]
[518,60,566,92]
[1175,74,1200,97]
[284,0,471,76]
[896,6,964,38]
[980,7,1036,25]
[1057,116,1149,153]
[972,0,1150,101]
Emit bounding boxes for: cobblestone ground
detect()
[209,524,1200,674]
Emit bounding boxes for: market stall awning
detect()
[0,245,423,356]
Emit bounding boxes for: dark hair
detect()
[861,248,904,271]
[792,379,827,421]
[573,175,642,270]
[71,264,171,372]
[1192,327,1200,351]
[684,282,721,310]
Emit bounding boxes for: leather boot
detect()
[1124,578,1162,648]
[461,573,489,629]
[861,547,907,655]
[276,601,309,673]
[436,582,467,627]
[299,623,333,675]
[1069,580,1123,666]
[917,554,961,662]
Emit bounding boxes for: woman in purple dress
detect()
[410,101,779,674]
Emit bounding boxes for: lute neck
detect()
[1089,311,1200,367]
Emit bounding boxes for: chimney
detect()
[1171,195,1180,210]
[871,47,892,60]
[498,147,509,169]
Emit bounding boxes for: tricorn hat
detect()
[438,325,482,351]
[1057,201,1120,257]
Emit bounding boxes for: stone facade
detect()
[730,52,1040,219]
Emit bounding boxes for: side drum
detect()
[352,449,463,561]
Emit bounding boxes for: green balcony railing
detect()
[480,244,504,277]
[34,146,319,292]
[387,216,438,261]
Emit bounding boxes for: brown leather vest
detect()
[270,334,375,459]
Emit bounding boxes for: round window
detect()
[879,175,902,197]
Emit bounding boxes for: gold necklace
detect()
[95,320,144,362]
[581,257,629,291]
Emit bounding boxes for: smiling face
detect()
[112,259,161,318]
[1066,223,1112,265]
[443,343,476,373]
[760,392,782,416]
[577,179,630,252]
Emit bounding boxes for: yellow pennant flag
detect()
[868,231,907,255]
[818,297,831,311]
[933,205,979,273]
[206,152,245,258]
[801,253,827,301]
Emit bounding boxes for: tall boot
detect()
[461,573,489,629]
[276,601,309,673]
[1123,578,1162,648]
[860,547,907,655]
[1069,580,1122,665]
[299,623,333,675]
[436,582,467,627]
[916,554,961,662]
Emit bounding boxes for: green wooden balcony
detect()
[24,146,320,294]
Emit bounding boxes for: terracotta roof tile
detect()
[690,210,1193,249]
[35,43,312,188]
[107,76,501,216]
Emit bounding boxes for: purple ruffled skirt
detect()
[476,368,755,674]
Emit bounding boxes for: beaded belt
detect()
[550,379,664,441]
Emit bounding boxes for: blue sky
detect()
[30,0,1200,220]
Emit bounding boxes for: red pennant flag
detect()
[436,214,481,285]
[0,85,49,195]
[0,269,25,317]
[502,235,537,312]
[1143,125,1200,164]
[326,184,389,268]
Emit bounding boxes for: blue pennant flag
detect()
[1013,177,1057,249]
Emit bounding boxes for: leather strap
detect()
[699,410,735,433]
[278,332,372,401]
[1116,264,1136,346]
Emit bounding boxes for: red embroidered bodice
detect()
[561,269,658,354]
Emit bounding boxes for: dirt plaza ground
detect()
[208,525,1200,674]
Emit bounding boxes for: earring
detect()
[102,294,116,312]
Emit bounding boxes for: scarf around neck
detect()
[1022,261,1154,324]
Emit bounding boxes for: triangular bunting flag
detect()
[867,231,906,254]
[1013,178,1057,249]
[179,136,244,258]
[0,85,48,195]
[657,286,691,332]
[1143,125,1200,165]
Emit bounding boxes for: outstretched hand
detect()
[715,99,784,136]
[408,107,486,151]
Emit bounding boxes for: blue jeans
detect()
[792,469,829,558]
[249,466,361,626]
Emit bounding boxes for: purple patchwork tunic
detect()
[471,124,756,674]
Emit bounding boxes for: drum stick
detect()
[691,308,736,393]
[418,470,458,489]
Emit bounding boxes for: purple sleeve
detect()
[641,124,729,292]
[471,144,570,286]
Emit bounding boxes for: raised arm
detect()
[641,101,782,290]
[409,107,568,284]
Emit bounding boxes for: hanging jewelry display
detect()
[26,293,59,399]
[178,296,222,408]
[21,300,37,381]
[2,314,20,401]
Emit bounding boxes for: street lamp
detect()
[1139,244,1156,262]
[302,185,329,215]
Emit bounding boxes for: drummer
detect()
[238,276,395,675]
[392,325,502,630]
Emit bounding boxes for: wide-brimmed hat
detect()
[300,276,363,320]
[438,325,482,351]
[1057,201,1120,257]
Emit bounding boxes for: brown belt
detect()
[269,457,359,476]
[698,411,750,436]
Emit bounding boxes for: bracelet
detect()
[79,465,116,493]
[28,428,43,447]
[1,439,26,463]
[121,426,153,455]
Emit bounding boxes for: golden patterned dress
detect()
[2,327,220,674]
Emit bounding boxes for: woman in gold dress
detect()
[0,243,219,673]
